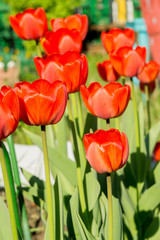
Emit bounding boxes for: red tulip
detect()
[152,142,160,162]
[83,129,129,173]
[34,51,88,93]
[41,29,82,55]
[14,79,67,126]
[9,8,48,40]
[97,60,120,82]
[101,28,135,53]
[137,61,159,83]
[80,82,131,119]
[140,81,156,94]
[109,46,146,77]
[50,14,88,40]
[0,86,19,140]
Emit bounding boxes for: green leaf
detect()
[69,187,96,239]
[54,174,64,240]
[153,163,160,183]
[54,115,68,155]
[120,181,137,237]
[139,183,160,212]
[83,112,97,135]
[75,212,96,240]
[85,171,100,211]
[22,128,77,185]
[99,192,123,240]
[99,193,108,239]
[112,195,123,240]
[121,100,136,157]
[0,197,12,240]
[144,216,160,240]
[145,121,160,157]
[69,188,80,239]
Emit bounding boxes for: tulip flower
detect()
[14,79,67,126]
[9,8,48,40]
[41,29,82,55]
[80,82,131,119]
[34,51,88,93]
[109,46,146,77]
[101,28,135,53]
[137,60,159,83]
[0,86,19,140]
[97,60,120,82]
[83,129,129,173]
[152,142,160,162]
[50,14,88,40]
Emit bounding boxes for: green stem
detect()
[67,99,87,215]
[144,84,151,130]
[41,125,54,240]
[106,119,110,130]
[70,93,86,178]
[107,173,113,240]
[130,79,142,236]
[77,92,84,138]
[0,142,19,240]
[130,79,140,150]
[36,40,42,58]
[115,117,120,131]
[7,135,31,240]
[121,76,125,86]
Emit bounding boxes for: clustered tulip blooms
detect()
[34,51,88,93]
[8,8,132,186]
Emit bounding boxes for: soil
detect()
[0,189,45,240]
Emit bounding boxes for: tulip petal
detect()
[86,142,112,173]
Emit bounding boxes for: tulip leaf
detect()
[99,193,108,239]
[44,174,64,239]
[54,115,68,155]
[144,215,160,240]
[112,195,123,240]
[99,192,123,240]
[139,183,160,212]
[22,127,77,186]
[153,163,160,183]
[0,197,12,240]
[120,181,137,237]
[53,174,64,240]
[85,171,100,211]
[145,121,160,157]
[75,211,96,240]
[121,100,136,157]
[69,188,95,239]
[69,188,80,239]
[83,112,97,135]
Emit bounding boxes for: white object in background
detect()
[0,62,4,70]
[7,60,16,68]
[0,142,74,187]
[112,1,119,23]
[127,0,134,23]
